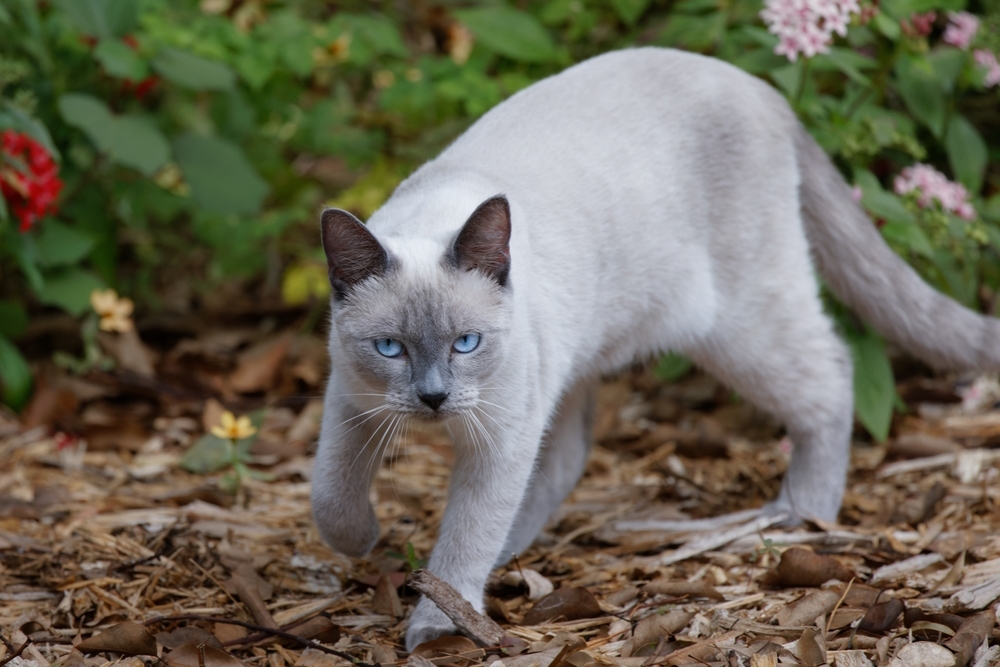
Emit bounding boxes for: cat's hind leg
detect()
[495,380,597,565]
[687,295,854,523]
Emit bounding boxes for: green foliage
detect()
[0,0,997,442]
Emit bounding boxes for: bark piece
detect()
[409,569,503,646]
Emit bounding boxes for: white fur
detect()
[311,48,1000,650]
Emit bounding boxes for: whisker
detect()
[344,410,392,478]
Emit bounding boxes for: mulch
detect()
[2,316,1000,667]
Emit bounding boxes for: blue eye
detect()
[375,338,404,357]
[453,333,480,353]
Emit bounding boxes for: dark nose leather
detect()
[419,392,448,410]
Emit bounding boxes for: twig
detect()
[0,637,33,667]
[408,569,503,646]
[144,615,376,667]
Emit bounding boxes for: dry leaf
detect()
[411,636,484,665]
[857,598,905,635]
[76,621,158,657]
[165,643,250,667]
[770,547,854,587]
[943,612,995,667]
[643,579,724,600]
[775,590,840,628]
[886,641,956,667]
[520,587,602,625]
[371,574,404,618]
[794,627,826,667]
[155,627,222,650]
[631,611,694,650]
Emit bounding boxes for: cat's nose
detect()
[418,392,448,410]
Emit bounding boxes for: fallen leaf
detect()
[631,611,694,651]
[643,579,724,600]
[165,642,249,667]
[411,636,484,665]
[794,627,826,667]
[943,611,994,667]
[520,587,602,625]
[228,335,291,394]
[499,568,554,601]
[857,598,905,635]
[76,621,158,656]
[769,547,854,587]
[371,574,404,618]
[775,590,840,628]
[283,616,340,645]
[886,641,956,667]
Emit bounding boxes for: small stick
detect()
[0,637,33,667]
[408,569,503,646]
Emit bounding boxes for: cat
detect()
[310,47,1000,649]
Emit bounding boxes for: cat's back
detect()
[436,47,795,173]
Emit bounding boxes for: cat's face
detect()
[322,196,512,419]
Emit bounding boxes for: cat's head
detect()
[321,195,513,418]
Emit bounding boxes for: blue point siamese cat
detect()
[311,48,1000,648]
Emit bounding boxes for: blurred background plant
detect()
[1,0,998,441]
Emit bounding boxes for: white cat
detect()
[310,47,999,649]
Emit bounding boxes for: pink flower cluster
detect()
[761,0,861,62]
[942,11,978,49]
[974,49,1000,87]
[893,164,975,220]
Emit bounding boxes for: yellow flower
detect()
[90,289,134,333]
[211,411,257,440]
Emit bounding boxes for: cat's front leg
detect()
[405,410,545,650]
[311,381,388,557]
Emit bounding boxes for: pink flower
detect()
[761,0,861,62]
[974,49,1000,87]
[850,185,862,202]
[901,11,936,37]
[942,11,978,50]
[894,164,975,220]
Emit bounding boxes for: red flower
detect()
[0,129,63,232]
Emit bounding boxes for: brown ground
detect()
[2,316,1000,667]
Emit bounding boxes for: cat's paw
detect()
[405,598,459,652]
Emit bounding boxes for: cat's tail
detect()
[795,126,1000,371]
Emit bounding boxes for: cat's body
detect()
[311,48,1000,649]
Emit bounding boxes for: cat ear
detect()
[320,208,390,299]
[451,195,511,286]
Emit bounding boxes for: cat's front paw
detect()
[405,597,459,651]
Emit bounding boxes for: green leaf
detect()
[881,221,934,257]
[152,48,235,91]
[654,352,693,382]
[881,0,964,20]
[872,11,901,39]
[35,268,105,315]
[453,6,556,62]
[58,93,169,175]
[848,329,895,442]
[819,47,877,86]
[895,55,946,137]
[0,334,32,411]
[855,170,915,224]
[928,48,966,94]
[173,134,269,215]
[94,39,148,80]
[34,221,95,267]
[0,102,60,159]
[944,114,987,193]
[610,0,651,26]
[179,434,235,474]
[0,301,28,338]
[52,0,136,38]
